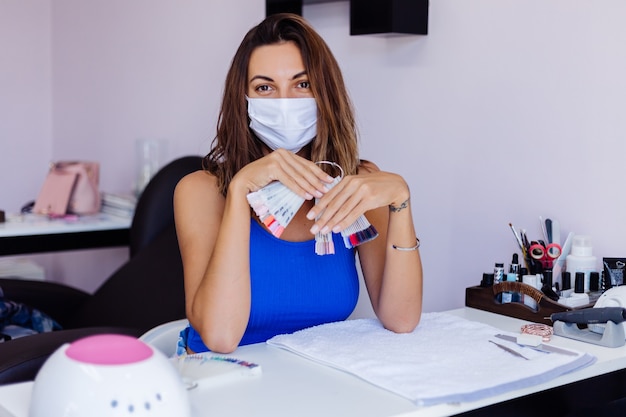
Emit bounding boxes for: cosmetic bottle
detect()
[480,273,494,287]
[602,270,612,292]
[574,272,585,293]
[561,272,571,291]
[566,235,597,293]
[494,263,504,285]
[502,273,520,303]
[509,253,520,277]
[542,270,553,288]
[563,272,590,307]
[589,271,602,303]
[520,267,528,280]
[540,270,559,302]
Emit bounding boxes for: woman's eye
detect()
[298,81,311,89]
[256,85,271,92]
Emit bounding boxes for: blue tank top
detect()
[186,219,359,352]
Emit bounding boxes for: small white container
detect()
[566,235,597,293]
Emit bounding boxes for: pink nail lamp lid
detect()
[65,334,153,365]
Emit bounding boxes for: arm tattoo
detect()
[389,198,409,213]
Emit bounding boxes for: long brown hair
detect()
[205,13,359,195]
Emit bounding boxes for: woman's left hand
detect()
[306,170,409,235]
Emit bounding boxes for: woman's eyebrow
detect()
[249,71,307,83]
[250,75,274,82]
[291,70,307,79]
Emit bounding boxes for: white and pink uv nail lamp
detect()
[29,334,190,417]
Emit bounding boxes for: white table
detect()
[0,213,131,256]
[1,308,625,417]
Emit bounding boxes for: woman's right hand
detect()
[230,149,334,200]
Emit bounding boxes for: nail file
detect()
[539,216,549,244]
[553,232,574,272]
[551,219,561,246]
[489,338,542,360]
[494,334,578,356]
[517,332,542,347]
[489,340,529,360]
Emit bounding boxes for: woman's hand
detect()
[306,168,410,235]
[231,149,334,200]
[312,162,421,335]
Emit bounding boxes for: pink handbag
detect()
[34,161,101,216]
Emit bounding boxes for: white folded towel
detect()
[267,312,595,406]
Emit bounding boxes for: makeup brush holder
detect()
[465,282,593,325]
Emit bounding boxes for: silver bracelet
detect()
[392,238,420,251]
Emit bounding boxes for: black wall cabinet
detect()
[265,0,428,35]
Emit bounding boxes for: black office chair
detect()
[0,155,203,385]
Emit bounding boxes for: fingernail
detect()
[304,193,313,200]
[320,226,330,234]
[306,210,315,220]
[332,225,341,233]
[314,190,323,198]
[310,224,319,234]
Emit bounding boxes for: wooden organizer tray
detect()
[465,282,594,325]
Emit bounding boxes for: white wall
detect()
[0,0,53,211]
[50,0,263,188]
[33,0,264,291]
[307,0,626,313]
[2,0,626,312]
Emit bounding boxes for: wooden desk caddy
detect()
[465,282,593,325]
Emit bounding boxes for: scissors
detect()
[528,241,562,270]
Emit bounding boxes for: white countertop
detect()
[0,213,131,238]
[1,308,625,417]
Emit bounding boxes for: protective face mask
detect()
[247,97,318,153]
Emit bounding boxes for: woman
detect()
[174,13,422,354]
